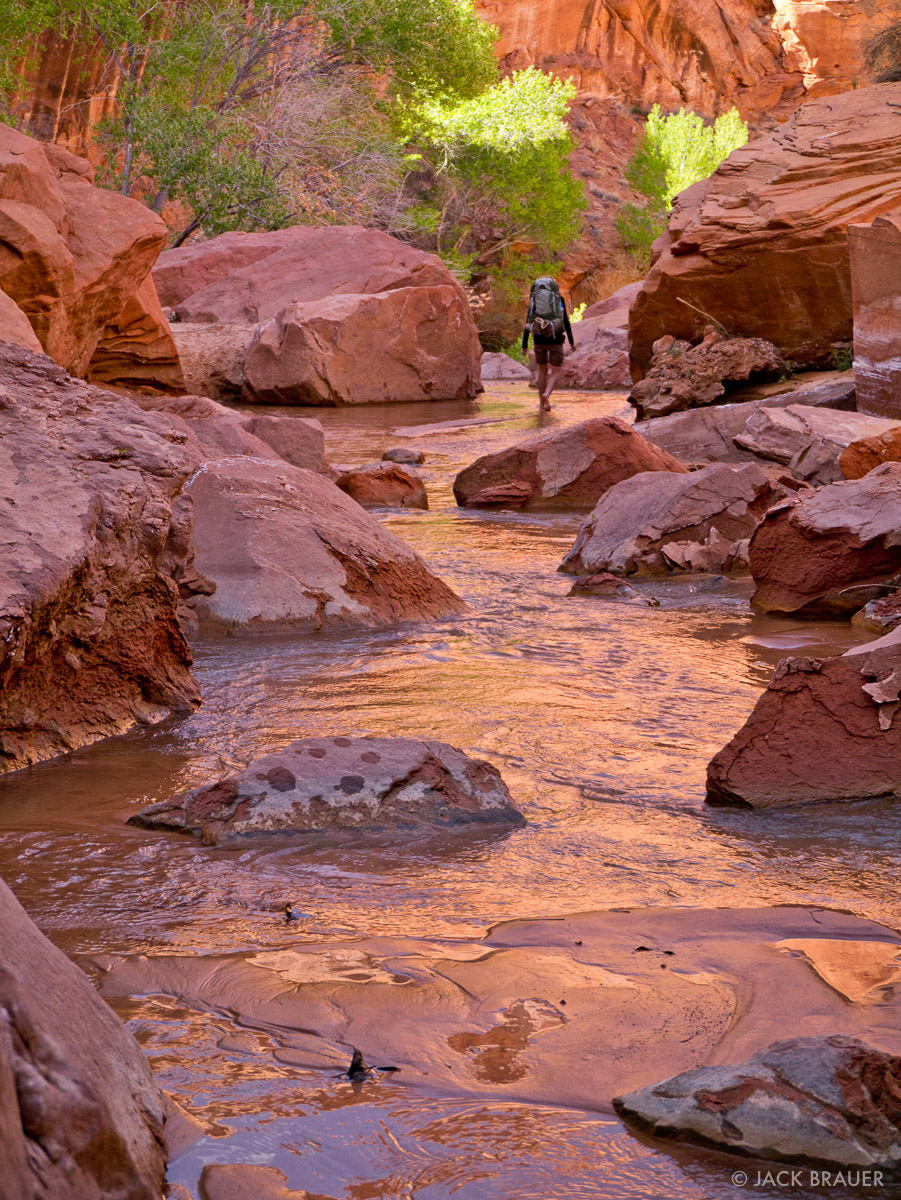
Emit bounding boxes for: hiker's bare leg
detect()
[543,364,562,408]
[537,363,549,407]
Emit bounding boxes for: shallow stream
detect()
[2,384,899,1199]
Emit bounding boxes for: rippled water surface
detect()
[2,385,898,1198]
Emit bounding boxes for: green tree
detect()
[617,104,748,263]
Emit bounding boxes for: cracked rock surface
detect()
[614,1035,901,1174]
[129,735,524,844]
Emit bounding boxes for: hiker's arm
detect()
[522,325,530,353]
[562,301,574,348]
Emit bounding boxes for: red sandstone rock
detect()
[0,344,203,772]
[749,463,901,615]
[156,226,464,325]
[168,322,255,402]
[242,287,481,406]
[630,331,786,419]
[185,456,464,629]
[130,735,523,844]
[615,1035,901,1168]
[0,287,41,352]
[336,463,428,510]
[560,462,786,576]
[0,876,167,1198]
[629,86,901,378]
[453,416,685,511]
[852,593,901,636]
[481,351,531,381]
[0,127,168,376]
[87,273,185,392]
[550,282,641,391]
[706,628,901,808]
[849,212,901,419]
[841,427,901,480]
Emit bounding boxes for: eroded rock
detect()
[749,463,901,615]
[841,426,901,481]
[86,273,184,393]
[0,876,167,1198]
[336,463,428,510]
[630,330,785,419]
[614,1036,901,1173]
[186,456,463,629]
[0,344,201,772]
[453,416,685,511]
[560,463,786,577]
[129,735,524,844]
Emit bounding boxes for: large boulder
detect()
[0,128,167,375]
[629,86,901,378]
[186,456,464,628]
[86,273,184,393]
[560,462,787,576]
[129,735,524,844]
[155,225,462,325]
[635,371,857,466]
[453,416,685,510]
[242,287,481,406]
[168,322,255,402]
[734,405,900,485]
[749,463,901,615]
[614,1036,901,1173]
[630,330,785,419]
[0,874,167,1198]
[841,427,901,481]
[850,212,901,419]
[706,626,901,808]
[336,463,428,510]
[0,344,202,773]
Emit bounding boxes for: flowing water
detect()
[1,384,899,1199]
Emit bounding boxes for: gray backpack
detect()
[529,277,564,337]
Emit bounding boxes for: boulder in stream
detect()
[452,416,685,510]
[129,735,524,844]
[335,462,428,509]
[614,1036,901,1174]
[0,875,167,1198]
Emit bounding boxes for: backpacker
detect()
[529,277,564,338]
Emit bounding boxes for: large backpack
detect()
[529,277,564,338]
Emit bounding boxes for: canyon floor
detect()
[2,384,899,1199]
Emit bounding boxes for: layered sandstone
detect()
[630,85,901,377]
[0,344,202,773]
[849,212,901,419]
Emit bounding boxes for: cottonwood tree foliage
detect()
[0,0,586,324]
[617,105,748,264]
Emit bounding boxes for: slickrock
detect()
[86,273,184,393]
[849,212,901,419]
[749,463,901,615]
[481,351,531,381]
[336,463,428,510]
[615,1036,901,1173]
[242,287,481,406]
[841,426,901,480]
[635,371,857,465]
[0,875,167,1198]
[630,86,901,377]
[185,457,464,629]
[0,344,202,773]
[129,735,523,844]
[734,406,900,485]
[706,626,901,808]
[560,463,786,577]
[453,416,685,510]
[0,127,167,375]
[155,225,462,325]
[630,331,785,419]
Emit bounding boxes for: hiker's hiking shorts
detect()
[534,343,564,367]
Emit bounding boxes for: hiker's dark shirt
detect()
[522,298,574,353]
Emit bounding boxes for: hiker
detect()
[522,276,574,411]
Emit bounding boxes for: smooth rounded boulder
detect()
[242,287,481,406]
[336,462,428,509]
[614,1036,901,1174]
[129,735,525,844]
[453,416,685,510]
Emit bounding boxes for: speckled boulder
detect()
[129,736,525,844]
